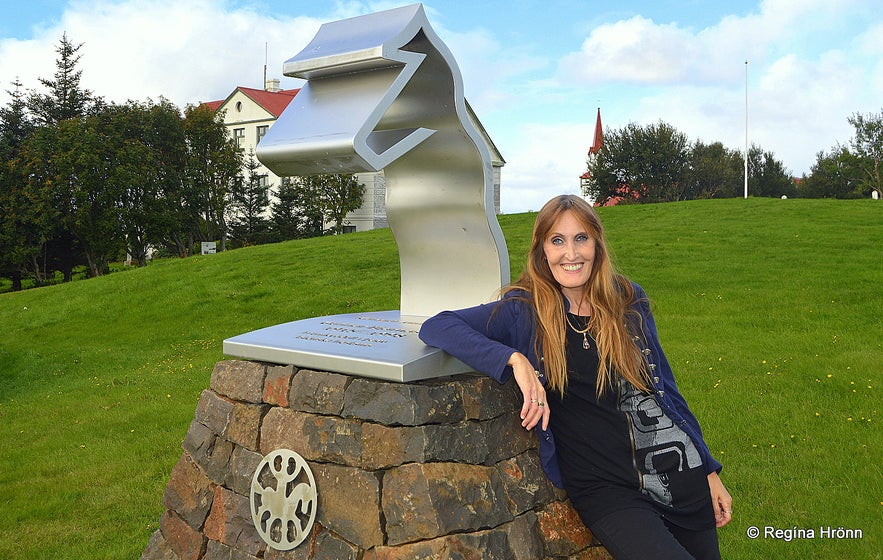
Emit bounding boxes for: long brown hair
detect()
[505,195,650,397]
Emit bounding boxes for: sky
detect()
[1,0,881,213]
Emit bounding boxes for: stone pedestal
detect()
[141,360,611,559]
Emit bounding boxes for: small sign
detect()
[201,242,217,255]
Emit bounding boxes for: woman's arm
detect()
[507,351,550,431]
[419,296,527,382]
[419,295,548,430]
[707,471,733,527]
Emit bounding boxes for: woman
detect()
[419,195,732,559]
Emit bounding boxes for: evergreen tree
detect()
[270,177,303,240]
[291,175,327,238]
[21,33,100,281]
[27,33,97,125]
[0,80,32,157]
[0,79,39,290]
[229,152,270,246]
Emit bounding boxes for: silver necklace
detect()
[566,313,592,350]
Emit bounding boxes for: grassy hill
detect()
[0,198,880,559]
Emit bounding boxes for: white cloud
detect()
[559,16,701,85]
[498,123,588,214]
[627,48,862,177]
[0,0,324,107]
[0,35,61,96]
[432,23,551,120]
[546,0,883,180]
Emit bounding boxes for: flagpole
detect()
[744,59,749,199]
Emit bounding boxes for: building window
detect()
[259,175,269,189]
[342,225,357,234]
[257,125,269,144]
[233,128,245,148]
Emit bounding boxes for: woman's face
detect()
[542,210,596,304]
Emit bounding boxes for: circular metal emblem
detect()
[250,449,318,550]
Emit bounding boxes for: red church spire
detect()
[588,108,603,156]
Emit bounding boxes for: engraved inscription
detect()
[294,318,419,348]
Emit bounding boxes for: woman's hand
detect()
[707,471,733,528]
[508,351,550,431]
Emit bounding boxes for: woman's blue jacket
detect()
[418,282,722,489]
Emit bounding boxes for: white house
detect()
[202,79,504,233]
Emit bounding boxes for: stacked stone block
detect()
[142,360,611,559]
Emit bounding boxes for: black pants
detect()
[589,507,721,560]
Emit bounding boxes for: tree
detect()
[0,80,32,159]
[27,33,97,126]
[747,146,794,198]
[287,175,327,238]
[799,147,864,199]
[0,79,38,290]
[229,152,271,246]
[847,109,883,198]
[20,119,82,281]
[183,104,241,252]
[134,98,187,264]
[268,174,363,240]
[269,177,305,240]
[584,121,691,204]
[72,111,127,276]
[109,99,186,265]
[689,141,744,199]
[20,33,101,281]
[318,174,364,234]
[23,111,126,278]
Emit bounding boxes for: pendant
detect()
[582,333,590,350]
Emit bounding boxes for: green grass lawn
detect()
[0,198,880,559]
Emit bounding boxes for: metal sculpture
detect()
[225,4,507,381]
[256,3,508,319]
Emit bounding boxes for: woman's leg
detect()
[666,521,721,560]
[588,508,697,560]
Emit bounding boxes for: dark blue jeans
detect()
[589,507,721,560]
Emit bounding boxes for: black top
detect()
[546,314,714,530]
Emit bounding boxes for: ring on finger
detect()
[538,401,545,407]
[530,398,537,404]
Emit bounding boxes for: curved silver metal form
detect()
[227,4,504,381]
[257,3,509,319]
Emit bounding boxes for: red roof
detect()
[202,86,300,117]
[237,86,300,117]
[588,108,603,156]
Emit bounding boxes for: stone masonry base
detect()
[141,360,611,559]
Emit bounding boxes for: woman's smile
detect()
[543,210,596,305]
